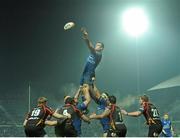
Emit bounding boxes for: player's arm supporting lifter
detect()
[45,120,58,126]
[81,27,95,53]
[52,111,71,119]
[89,108,111,119]
[81,114,91,123]
[74,87,82,102]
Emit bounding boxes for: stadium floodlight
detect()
[122,7,149,37]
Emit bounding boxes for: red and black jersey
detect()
[139,103,161,125]
[110,104,123,122]
[56,104,82,121]
[109,104,124,130]
[25,104,54,128]
[55,104,82,126]
[55,103,83,136]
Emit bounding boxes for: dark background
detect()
[0,0,180,136]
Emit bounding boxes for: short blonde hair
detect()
[38,97,47,104]
[140,95,149,102]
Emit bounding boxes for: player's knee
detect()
[82,84,89,89]
[80,102,87,110]
[82,84,90,94]
[86,97,91,103]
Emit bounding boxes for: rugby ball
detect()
[64,22,75,30]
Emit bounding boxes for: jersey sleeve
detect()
[75,106,83,116]
[45,106,55,116]
[139,106,144,113]
[106,105,111,110]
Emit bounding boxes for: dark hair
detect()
[109,95,116,104]
[100,92,109,100]
[64,96,73,104]
[97,42,104,48]
[140,95,149,102]
[103,92,109,97]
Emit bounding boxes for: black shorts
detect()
[107,123,127,137]
[148,121,162,137]
[55,124,77,137]
[24,126,46,137]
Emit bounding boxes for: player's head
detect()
[139,95,149,105]
[95,42,104,52]
[64,96,73,104]
[109,95,116,104]
[100,92,110,106]
[72,97,78,105]
[163,113,169,120]
[100,92,109,100]
[38,97,48,105]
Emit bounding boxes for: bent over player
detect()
[23,97,70,137]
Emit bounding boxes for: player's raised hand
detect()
[81,27,88,39]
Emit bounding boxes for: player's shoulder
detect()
[106,105,111,110]
[44,105,52,110]
[139,106,144,112]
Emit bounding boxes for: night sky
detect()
[0,0,180,136]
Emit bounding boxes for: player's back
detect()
[26,106,47,129]
[55,104,79,137]
[142,103,161,125]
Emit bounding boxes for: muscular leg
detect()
[79,84,91,110]
[89,84,101,104]
[82,84,91,105]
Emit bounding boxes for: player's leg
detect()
[153,123,163,137]
[81,83,91,108]
[116,124,127,137]
[38,129,47,137]
[24,128,30,137]
[89,80,101,104]
[148,124,159,137]
[102,123,110,137]
[79,73,92,111]
[24,126,37,137]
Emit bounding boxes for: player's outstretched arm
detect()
[121,109,142,117]
[81,27,95,53]
[89,108,110,119]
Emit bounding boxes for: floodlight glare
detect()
[122,7,149,37]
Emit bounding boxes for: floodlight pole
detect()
[135,36,140,94]
[135,36,141,135]
[122,7,148,135]
[28,82,31,112]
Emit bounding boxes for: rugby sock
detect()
[80,102,87,110]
